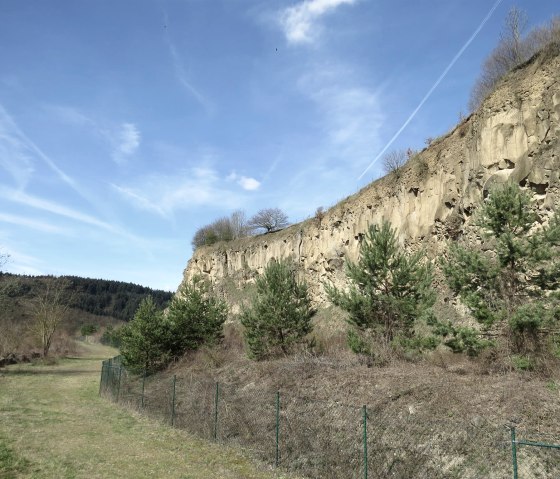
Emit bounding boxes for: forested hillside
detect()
[0,273,173,358]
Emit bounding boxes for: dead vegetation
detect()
[109,331,560,478]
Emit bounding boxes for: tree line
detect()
[121,183,560,374]
[192,208,290,249]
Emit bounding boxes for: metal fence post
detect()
[511,426,518,479]
[275,391,280,468]
[98,361,105,396]
[213,382,220,441]
[141,368,146,409]
[116,366,123,403]
[363,405,368,479]
[171,375,177,426]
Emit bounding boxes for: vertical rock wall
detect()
[181,47,560,307]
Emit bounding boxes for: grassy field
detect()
[0,342,296,479]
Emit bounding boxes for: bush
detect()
[443,183,560,357]
[80,324,98,336]
[166,276,228,356]
[192,210,248,249]
[511,355,535,371]
[100,325,123,348]
[120,297,172,373]
[241,259,315,360]
[382,150,407,179]
[326,221,435,356]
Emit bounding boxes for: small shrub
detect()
[382,150,407,179]
[415,156,429,178]
[314,206,325,226]
[80,324,98,336]
[241,259,315,360]
[511,354,535,371]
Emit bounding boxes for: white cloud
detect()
[280,0,356,44]
[227,171,261,191]
[112,167,248,218]
[112,122,140,164]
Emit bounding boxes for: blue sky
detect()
[0,0,557,291]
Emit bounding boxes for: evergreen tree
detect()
[241,259,315,360]
[166,276,228,356]
[326,221,435,353]
[120,296,171,373]
[442,183,560,353]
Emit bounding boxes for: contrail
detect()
[358,0,505,180]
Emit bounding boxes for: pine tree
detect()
[442,183,560,353]
[240,259,315,360]
[166,276,228,356]
[326,221,435,353]
[120,296,171,373]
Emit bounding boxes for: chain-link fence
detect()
[99,357,559,479]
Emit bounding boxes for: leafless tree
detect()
[248,208,289,233]
[192,210,249,249]
[469,9,560,111]
[382,150,407,178]
[30,278,71,357]
[230,209,249,239]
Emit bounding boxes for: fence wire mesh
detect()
[99,358,560,479]
[514,428,560,479]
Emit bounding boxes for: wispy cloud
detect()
[163,11,211,111]
[0,187,116,231]
[113,167,249,218]
[0,244,43,276]
[0,213,69,234]
[279,0,356,45]
[0,103,76,189]
[47,105,141,166]
[0,187,142,245]
[227,171,261,191]
[298,63,384,167]
[112,122,140,164]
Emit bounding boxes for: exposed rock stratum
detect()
[180,46,560,310]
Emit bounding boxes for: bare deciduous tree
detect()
[382,150,407,178]
[192,210,250,249]
[469,9,560,111]
[30,279,71,357]
[230,209,248,239]
[248,208,289,233]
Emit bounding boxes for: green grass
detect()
[0,342,297,479]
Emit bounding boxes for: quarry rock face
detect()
[180,47,560,307]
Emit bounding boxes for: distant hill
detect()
[0,273,173,357]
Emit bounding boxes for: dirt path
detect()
[0,342,293,479]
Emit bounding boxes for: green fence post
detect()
[213,382,220,441]
[116,366,123,403]
[171,375,177,427]
[98,361,105,396]
[511,426,518,479]
[363,405,368,479]
[275,391,280,468]
[141,368,146,409]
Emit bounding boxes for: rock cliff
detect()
[180,45,560,309]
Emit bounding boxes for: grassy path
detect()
[0,343,293,479]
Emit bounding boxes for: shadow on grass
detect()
[0,368,99,376]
